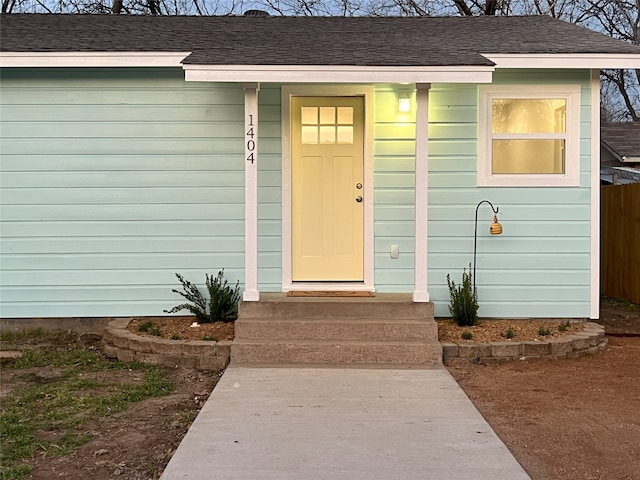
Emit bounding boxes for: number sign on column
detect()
[246,114,256,164]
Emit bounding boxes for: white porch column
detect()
[243,83,260,301]
[413,83,431,302]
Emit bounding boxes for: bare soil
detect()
[448,300,640,480]
[437,318,584,343]
[2,298,639,480]
[127,317,234,342]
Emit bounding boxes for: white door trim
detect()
[282,85,375,291]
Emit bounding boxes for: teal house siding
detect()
[0,68,247,317]
[0,67,594,319]
[373,85,416,292]
[257,84,283,292]
[427,70,593,318]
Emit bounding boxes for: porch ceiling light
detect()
[473,200,502,292]
[398,95,411,113]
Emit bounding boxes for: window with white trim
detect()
[478,85,581,187]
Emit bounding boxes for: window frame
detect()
[478,84,581,187]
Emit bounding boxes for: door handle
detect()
[356,196,363,203]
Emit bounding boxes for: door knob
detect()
[356,196,363,203]
[356,183,363,189]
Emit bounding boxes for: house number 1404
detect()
[246,114,256,164]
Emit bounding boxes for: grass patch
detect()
[0,328,75,345]
[0,337,173,479]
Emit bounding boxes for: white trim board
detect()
[484,53,640,69]
[184,65,494,84]
[0,52,190,67]
[590,70,600,320]
[281,85,375,293]
[3,51,640,71]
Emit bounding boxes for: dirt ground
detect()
[127,317,234,342]
[448,299,640,480]
[437,318,584,343]
[2,298,639,480]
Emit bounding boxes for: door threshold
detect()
[286,283,374,292]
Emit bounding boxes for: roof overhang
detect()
[484,53,640,69]
[182,64,495,84]
[0,52,189,67]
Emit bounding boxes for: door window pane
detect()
[319,126,336,144]
[301,107,318,125]
[337,107,353,124]
[302,126,318,144]
[319,107,335,125]
[337,126,353,144]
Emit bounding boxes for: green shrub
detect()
[501,328,515,339]
[461,331,473,341]
[138,322,153,333]
[538,327,551,336]
[447,264,479,327]
[558,320,571,332]
[164,270,241,323]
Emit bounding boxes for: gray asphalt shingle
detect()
[1,14,638,66]
[602,122,640,159]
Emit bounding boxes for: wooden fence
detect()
[601,182,640,304]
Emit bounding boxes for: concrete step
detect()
[235,317,438,342]
[231,340,443,365]
[239,297,434,320]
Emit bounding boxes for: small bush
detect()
[170,335,181,341]
[149,328,161,337]
[447,264,479,327]
[558,320,571,332]
[461,331,473,341]
[538,327,551,336]
[138,322,153,333]
[164,270,241,324]
[501,328,515,339]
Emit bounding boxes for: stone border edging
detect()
[442,322,607,365]
[101,319,231,370]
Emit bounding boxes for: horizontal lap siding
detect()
[373,86,415,291]
[256,85,283,290]
[428,70,592,318]
[0,68,247,318]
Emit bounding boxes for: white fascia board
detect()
[484,53,640,69]
[183,65,494,84]
[0,52,190,67]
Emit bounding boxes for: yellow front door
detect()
[291,96,364,281]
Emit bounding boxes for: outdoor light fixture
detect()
[473,200,502,292]
[398,95,411,113]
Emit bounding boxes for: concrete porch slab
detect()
[160,366,530,480]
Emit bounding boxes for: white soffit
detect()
[484,53,640,69]
[0,52,190,67]
[183,65,495,83]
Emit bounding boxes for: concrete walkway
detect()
[160,366,531,480]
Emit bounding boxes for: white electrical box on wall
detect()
[390,244,399,259]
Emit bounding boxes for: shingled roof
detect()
[601,122,640,161]
[1,14,639,66]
